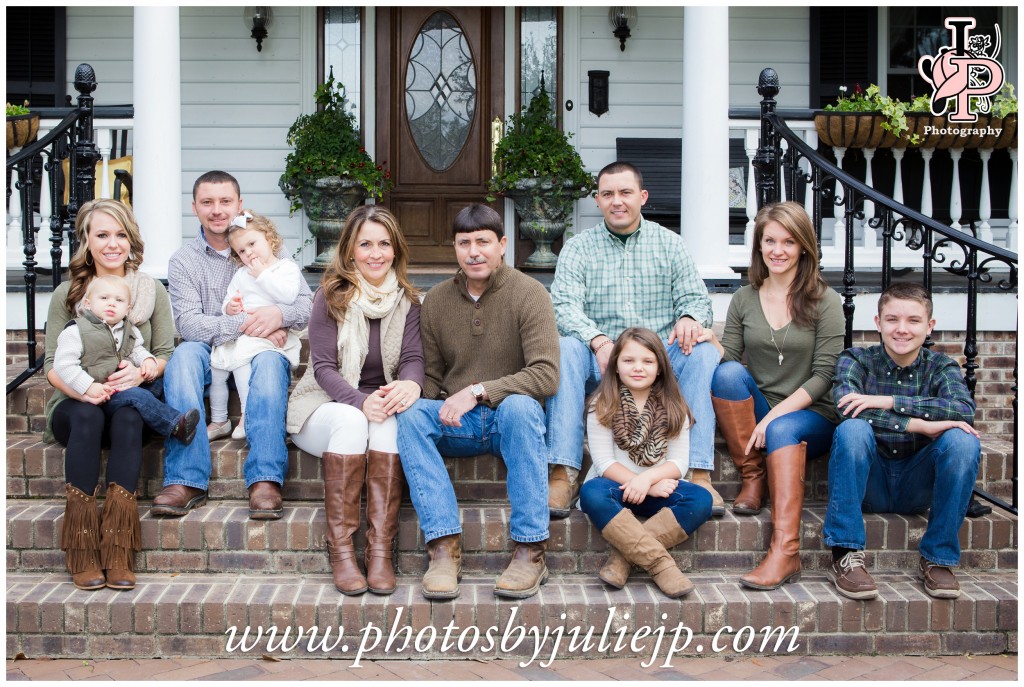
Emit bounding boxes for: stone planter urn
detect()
[297,176,367,271]
[504,178,583,269]
[6,113,39,151]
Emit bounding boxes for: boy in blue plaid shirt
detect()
[823,282,980,601]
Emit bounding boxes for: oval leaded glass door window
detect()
[405,11,477,171]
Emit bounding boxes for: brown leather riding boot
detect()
[323,452,368,595]
[364,450,403,595]
[62,484,105,590]
[99,483,142,590]
[740,442,806,590]
[712,395,766,514]
[422,534,463,599]
[600,509,693,598]
[599,507,689,589]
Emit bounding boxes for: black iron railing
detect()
[753,67,1018,515]
[5,64,113,394]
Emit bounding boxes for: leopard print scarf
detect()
[611,384,669,467]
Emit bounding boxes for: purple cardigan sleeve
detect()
[397,302,425,388]
[309,290,368,409]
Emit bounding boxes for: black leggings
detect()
[52,398,144,493]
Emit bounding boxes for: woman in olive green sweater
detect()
[43,199,175,592]
[706,202,844,591]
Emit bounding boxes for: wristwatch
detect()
[471,382,486,403]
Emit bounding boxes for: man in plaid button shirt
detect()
[824,282,980,601]
[151,171,312,521]
[545,161,724,519]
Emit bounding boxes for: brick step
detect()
[7,500,1016,575]
[6,570,1016,660]
[7,430,1016,506]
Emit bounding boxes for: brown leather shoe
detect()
[150,484,207,517]
[548,464,580,519]
[100,483,141,590]
[920,557,961,599]
[248,481,283,520]
[172,408,201,446]
[689,469,726,517]
[826,550,879,600]
[62,484,106,590]
[494,540,549,599]
[422,534,462,599]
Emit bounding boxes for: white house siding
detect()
[65,7,309,258]
[728,7,809,108]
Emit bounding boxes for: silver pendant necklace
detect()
[770,324,791,365]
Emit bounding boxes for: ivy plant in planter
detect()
[279,69,393,269]
[488,84,595,268]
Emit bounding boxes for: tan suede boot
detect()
[689,468,725,517]
[600,509,693,598]
[62,484,105,590]
[740,442,806,590]
[422,534,462,599]
[99,483,141,590]
[548,465,580,519]
[711,395,766,514]
[323,452,368,595]
[364,450,403,595]
[599,508,689,589]
[494,540,549,599]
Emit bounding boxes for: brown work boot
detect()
[740,443,806,590]
[689,468,725,517]
[548,464,580,519]
[599,508,689,589]
[61,484,105,590]
[323,452,368,596]
[920,557,961,599]
[494,540,549,599]
[600,509,693,598]
[826,550,879,600]
[99,483,141,590]
[364,450,403,595]
[150,484,207,517]
[248,481,283,520]
[711,395,766,514]
[422,534,462,599]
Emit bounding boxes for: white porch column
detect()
[681,7,736,278]
[132,7,182,278]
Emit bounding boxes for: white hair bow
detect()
[231,211,254,229]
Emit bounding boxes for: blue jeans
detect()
[162,341,291,490]
[711,360,836,458]
[823,418,981,566]
[546,336,719,471]
[396,396,549,544]
[579,476,713,533]
[103,378,186,438]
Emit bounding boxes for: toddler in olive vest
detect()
[52,274,200,444]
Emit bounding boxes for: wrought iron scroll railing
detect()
[6,64,106,394]
[753,67,1018,516]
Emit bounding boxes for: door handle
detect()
[491,116,503,177]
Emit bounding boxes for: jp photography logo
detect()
[918,17,1006,140]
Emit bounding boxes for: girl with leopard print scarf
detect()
[578,327,714,598]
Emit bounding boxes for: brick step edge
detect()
[7,501,1017,575]
[6,433,1017,503]
[6,571,1016,660]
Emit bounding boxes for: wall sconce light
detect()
[589,71,609,117]
[608,7,637,52]
[244,7,272,52]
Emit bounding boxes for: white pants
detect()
[209,364,250,423]
[290,402,398,455]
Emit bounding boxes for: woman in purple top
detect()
[286,206,423,597]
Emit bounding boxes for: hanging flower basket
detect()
[6,113,39,151]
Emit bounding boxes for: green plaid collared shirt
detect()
[550,217,713,343]
[833,345,976,459]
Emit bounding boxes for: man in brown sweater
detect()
[396,204,560,600]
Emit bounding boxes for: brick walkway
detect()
[6,654,1018,681]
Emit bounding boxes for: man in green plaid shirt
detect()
[824,283,980,601]
[544,162,724,519]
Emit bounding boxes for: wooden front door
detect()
[376,7,504,265]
